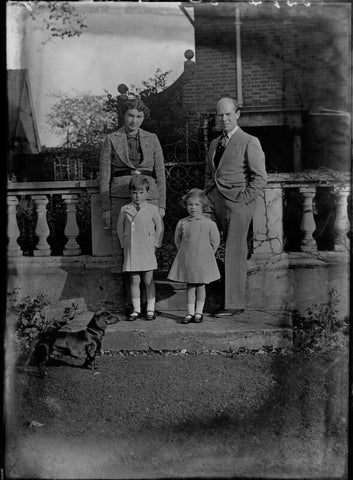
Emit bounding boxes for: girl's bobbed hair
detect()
[122,97,150,120]
[181,188,210,211]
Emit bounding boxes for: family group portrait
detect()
[5,0,351,478]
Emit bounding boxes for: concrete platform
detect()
[64,309,293,352]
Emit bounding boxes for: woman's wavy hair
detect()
[122,97,150,120]
[181,188,210,212]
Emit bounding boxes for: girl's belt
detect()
[113,169,153,177]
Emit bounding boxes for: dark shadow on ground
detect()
[156,311,185,324]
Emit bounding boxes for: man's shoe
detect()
[215,309,244,317]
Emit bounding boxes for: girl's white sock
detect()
[187,304,195,315]
[147,298,155,312]
[195,301,205,315]
[131,298,141,313]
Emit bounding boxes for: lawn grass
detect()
[6,349,348,479]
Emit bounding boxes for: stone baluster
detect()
[334,186,350,252]
[32,195,51,256]
[62,194,81,256]
[7,195,22,257]
[299,187,317,252]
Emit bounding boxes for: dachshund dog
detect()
[34,310,112,377]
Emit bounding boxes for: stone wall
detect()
[7,254,350,320]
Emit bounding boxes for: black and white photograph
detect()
[5,0,351,478]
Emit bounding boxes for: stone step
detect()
[155,278,223,311]
[63,309,293,352]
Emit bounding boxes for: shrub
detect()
[7,289,78,365]
[292,289,349,352]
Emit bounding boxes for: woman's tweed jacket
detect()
[99,127,166,213]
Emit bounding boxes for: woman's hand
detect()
[102,210,111,230]
[158,208,165,218]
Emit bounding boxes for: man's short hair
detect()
[217,97,241,112]
[129,175,150,191]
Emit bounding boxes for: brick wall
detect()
[193,3,350,113]
[187,3,351,171]
[194,14,237,112]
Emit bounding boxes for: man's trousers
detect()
[208,188,255,310]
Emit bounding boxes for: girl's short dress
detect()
[168,216,220,284]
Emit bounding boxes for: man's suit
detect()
[99,127,166,268]
[205,127,267,310]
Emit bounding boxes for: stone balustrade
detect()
[7,173,351,260]
[7,181,88,258]
[252,171,350,258]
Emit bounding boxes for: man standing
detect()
[205,97,267,317]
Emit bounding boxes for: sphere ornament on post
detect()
[117,84,129,95]
[184,49,194,61]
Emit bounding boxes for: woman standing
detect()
[99,98,166,310]
[99,98,166,257]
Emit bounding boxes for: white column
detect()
[334,186,350,252]
[299,187,317,252]
[62,194,81,256]
[7,195,22,257]
[32,195,51,256]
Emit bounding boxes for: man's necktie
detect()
[213,134,228,170]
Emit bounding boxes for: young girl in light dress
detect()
[168,188,220,324]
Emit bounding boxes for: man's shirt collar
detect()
[224,125,238,140]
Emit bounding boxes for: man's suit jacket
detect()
[205,128,267,205]
[99,127,166,213]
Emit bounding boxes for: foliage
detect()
[134,68,202,146]
[8,1,87,42]
[7,289,78,364]
[104,68,196,146]
[104,68,173,114]
[130,68,173,98]
[292,289,349,352]
[47,67,200,155]
[47,92,117,148]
